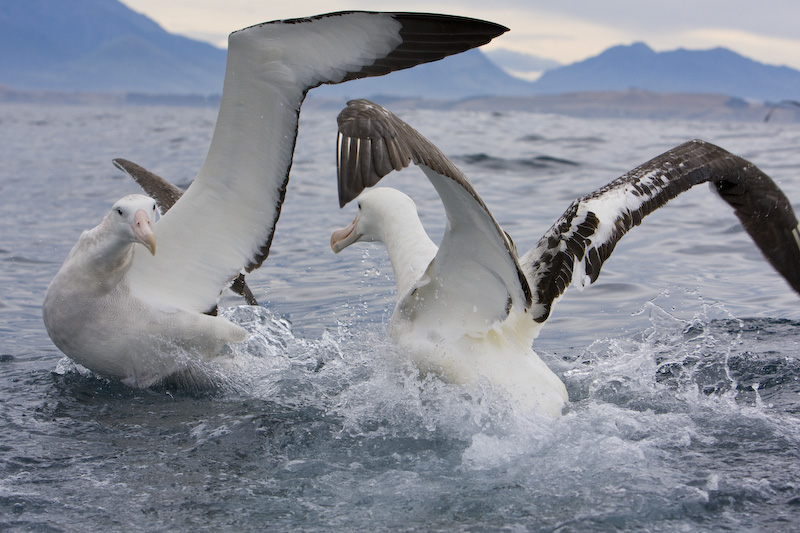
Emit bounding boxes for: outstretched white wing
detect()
[124,12,508,314]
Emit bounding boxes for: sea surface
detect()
[1,100,800,532]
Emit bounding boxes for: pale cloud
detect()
[120,0,800,69]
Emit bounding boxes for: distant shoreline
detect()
[1,86,797,123]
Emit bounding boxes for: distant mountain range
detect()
[1,0,798,103]
[532,42,800,102]
[0,0,226,94]
[312,49,536,100]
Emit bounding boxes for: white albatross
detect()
[111,158,259,308]
[42,12,508,388]
[331,99,800,416]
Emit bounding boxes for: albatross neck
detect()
[379,215,438,299]
[69,216,137,282]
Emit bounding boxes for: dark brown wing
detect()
[521,139,800,322]
[112,158,184,212]
[337,98,467,207]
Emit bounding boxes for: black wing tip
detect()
[112,157,129,172]
[336,101,384,208]
[240,11,508,36]
[335,100,405,207]
[112,157,148,178]
[338,191,353,208]
[338,180,363,208]
[238,12,507,89]
[336,99,467,207]
[391,12,509,37]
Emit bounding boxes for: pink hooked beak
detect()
[132,209,156,255]
[330,214,361,254]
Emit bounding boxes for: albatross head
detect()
[331,188,419,253]
[109,194,158,255]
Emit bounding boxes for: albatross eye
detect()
[116,208,124,216]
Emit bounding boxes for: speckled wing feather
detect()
[337,99,532,327]
[521,139,800,322]
[124,12,507,314]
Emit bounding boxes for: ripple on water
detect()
[2,104,800,530]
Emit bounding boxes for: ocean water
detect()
[1,100,800,531]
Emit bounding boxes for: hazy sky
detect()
[121,0,800,69]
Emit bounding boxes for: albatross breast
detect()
[43,13,509,387]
